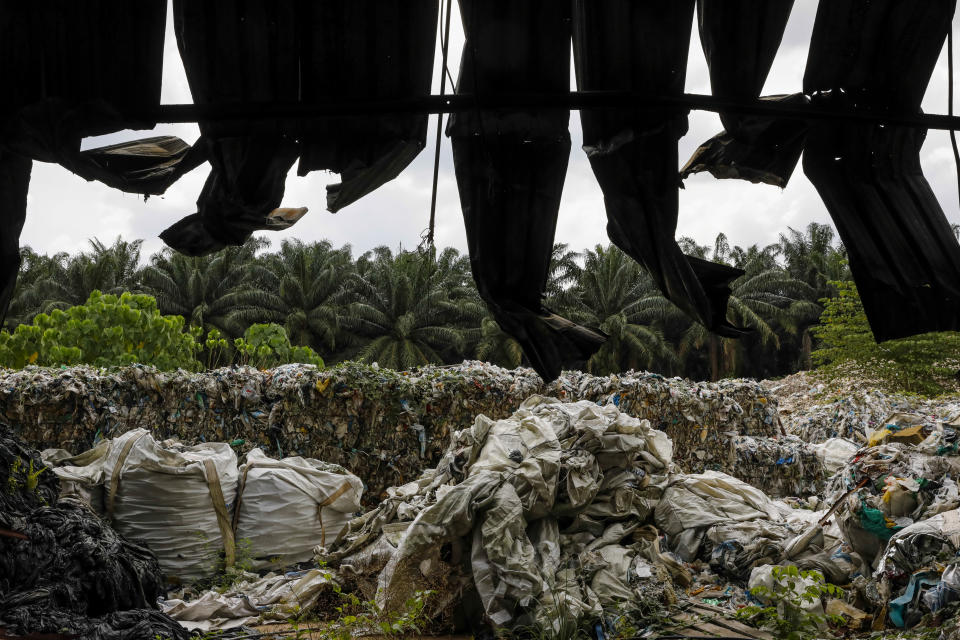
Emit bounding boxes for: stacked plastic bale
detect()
[0,363,780,503]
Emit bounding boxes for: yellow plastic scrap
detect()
[867,423,925,447]
[315,378,331,394]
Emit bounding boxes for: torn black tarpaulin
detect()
[168,1,302,256]
[0,1,167,322]
[297,1,438,213]
[680,0,805,189]
[802,0,960,341]
[0,151,30,323]
[680,0,805,187]
[449,0,606,382]
[573,0,745,339]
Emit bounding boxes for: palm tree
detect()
[544,242,582,312]
[31,237,144,312]
[140,238,274,338]
[475,315,524,369]
[342,247,483,369]
[778,223,849,299]
[567,245,679,376]
[681,249,819,380]
[256,239,353,356]
[4,247,69,329]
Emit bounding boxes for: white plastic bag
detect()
[102,429,239,582]
[233,448,363,568]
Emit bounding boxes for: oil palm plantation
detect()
[139,238,274,338]
[256,239,353,357]
[343,247,483,369]
[567,245,678,376]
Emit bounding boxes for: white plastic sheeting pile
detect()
[320,395,675,630]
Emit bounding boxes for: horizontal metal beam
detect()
[141,91,960,131]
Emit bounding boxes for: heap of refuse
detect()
[23,369,960,637]
[0,425,191,640]
[2,362,780,502]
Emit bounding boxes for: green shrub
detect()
[737,566,844,640]
[811,281,960,396]
[233,323,324,369]
[0,291,202,370]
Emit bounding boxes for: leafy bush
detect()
[811,281,960,396]
[737,566,844,640]
[0,291,202,370]
[233,323,324,369]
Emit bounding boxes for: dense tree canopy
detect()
[3,225,872,380]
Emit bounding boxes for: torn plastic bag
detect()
[161,568,338,632]
[41,440,111,516]
[233,448,363,568]
[810,437,859,477]
[296,1,438,212]
[655,470,782,560]
[922,564,960,614]
[102,428,239,582]
[572,0,746,339]
[877,509,960,581]
[802,0,960,341]
[681,1,806,188]
[449,0,605,383]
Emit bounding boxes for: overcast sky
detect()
[22,1,960,261]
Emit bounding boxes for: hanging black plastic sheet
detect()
[0,0,167,320]
[166,0,439,256]
[165,1,301,256]
[802,0,960,340]
[680,0,806,188]
[572,0,745,338]
[449,0,606,382]
[297,1,438,213]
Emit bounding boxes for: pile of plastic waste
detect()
[0,425,191,640]
[3,362,779,503]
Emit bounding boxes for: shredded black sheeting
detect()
[0,426,190,640]
[572,0,746,340]
[448,0,607,383]
[802,0,960,341]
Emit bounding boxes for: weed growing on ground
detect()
[736,565,845,640]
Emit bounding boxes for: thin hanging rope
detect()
[949,26,960,214]
[426,0,454,249]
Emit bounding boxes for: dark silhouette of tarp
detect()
[163,0,438,256]
[802,0,960,340]
[681,0,806,188]
[449,0,606,382]
[572,0,745,340]
[0,0,168,320]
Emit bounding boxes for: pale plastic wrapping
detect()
[102,428,239,582]
[234,448,363,568]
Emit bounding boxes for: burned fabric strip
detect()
[802,0,960,340]
[573,0,745,338]
[680,1,805,188]
[297,1,438,213]
[449,0,606,382]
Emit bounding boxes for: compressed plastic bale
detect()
[233,448,363,568]
[102,428,239,582]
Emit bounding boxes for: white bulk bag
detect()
[102,428,239,582]
[233,448,363,568]
[42,441,111,515]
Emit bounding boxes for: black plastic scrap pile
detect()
[0,425,190,640]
